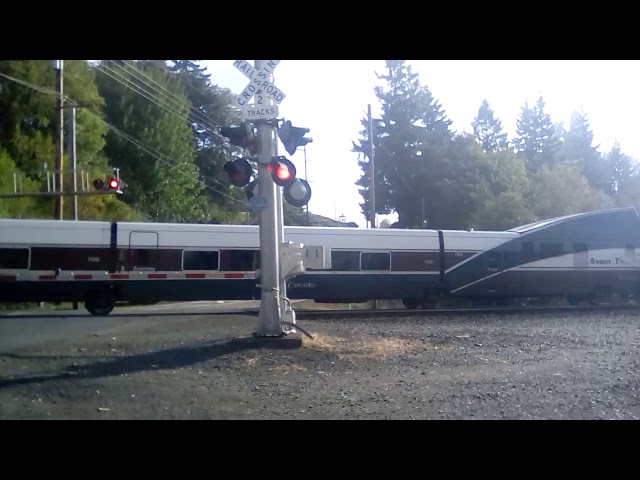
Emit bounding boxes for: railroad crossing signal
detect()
[268,156,312,207]
[277,120,313,156]
[93,168,126,194]
[268,156,296,186]
[232,60,285,121]
[223,158,254,187]
[220,122,257,154]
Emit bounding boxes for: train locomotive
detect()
[1,206,639,314]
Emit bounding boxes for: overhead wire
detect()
[115,60,227,135]
[92,61,257,202]
[91,62,248,201]
[0,69,250,208]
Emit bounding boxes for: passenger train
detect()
[1,207,640,315]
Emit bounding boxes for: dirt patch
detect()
[301,332,423,361]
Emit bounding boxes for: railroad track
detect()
[283,303,640,320]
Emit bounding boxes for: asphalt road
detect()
[0,301,261,353]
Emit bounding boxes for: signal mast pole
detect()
[254,59,284,337]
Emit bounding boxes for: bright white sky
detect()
[202,60,640,228]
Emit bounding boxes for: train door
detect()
[128,231,159,271]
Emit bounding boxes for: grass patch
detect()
[301,332,423,361]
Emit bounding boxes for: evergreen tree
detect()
[471,99,509,153]
[513,95,562,172]
[558,110,609,192]
[168,60,245,222]
[95,60,206,222]
[607,141,638,194]
[527,164,614,219]
[352,60,453,228]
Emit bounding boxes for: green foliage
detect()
[607,142,638,194]
[0,148,43,218]
[0,60,57,175]
[95,60,206,222]
[472,99,509,153]
[471,189,535,231]
[168,60,246,222]
[526,164,615,219]
[353,60,453,228]
[513,96,562,173]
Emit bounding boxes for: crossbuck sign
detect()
[233,60,286,121]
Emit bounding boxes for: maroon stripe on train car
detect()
[224,272,244,278]
[148,273,167,279]
[186,273,206,279]
[0,275,16,281]
[39,275,57,280]
[111,274,129,279]
[74,274,92,280]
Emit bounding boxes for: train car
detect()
[442,206,640,306]
[1,207,640,314]
[0,220,260,314]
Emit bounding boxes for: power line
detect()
[93,61,234,151]
[84,110,249,208]
[106,60,225,137]
[117,60,224,133]
[0,70,250,209]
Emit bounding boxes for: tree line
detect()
[352,60,640,230]
[2,60,637,231]
[0,60,331,226]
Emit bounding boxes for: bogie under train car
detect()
[1,207,640,314]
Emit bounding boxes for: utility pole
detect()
[254,59,283,337]
[53,60,64,220]
[368,104,376,229]
[69,106,78,220]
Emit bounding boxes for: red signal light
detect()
[268,156,297,187]
[108,178,119,189]
[276,165,292,181]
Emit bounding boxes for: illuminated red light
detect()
[108,178,119,189]
[276,167,291,181]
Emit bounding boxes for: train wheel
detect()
[566,295,582,306]
[85,290,116,316]
[402,298,420,310]
[420,300,437,309]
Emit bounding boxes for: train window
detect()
[0,248,29,269]
[625,244,635,258]
[522,242,535,261]
[182,250,219,271]
[392,251,438,271]
[361,252,391,271]
[331,251,360,271]
[219,250,258,271]
[573,243,588,253]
